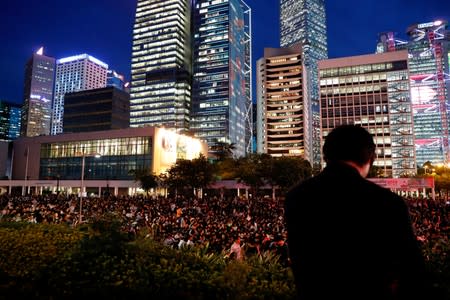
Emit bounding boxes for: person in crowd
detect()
[285,125,431,299]
[229,236,243,261]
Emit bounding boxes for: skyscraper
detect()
[280,0,327,166]
[51,54,108,135]
[192,0,252,158]
[319,51,416,178]
[21,47,55,137]
[130,0,192,131]
[407,21,450,166]
[0,100,21,141]
[375,20,450,166]
[256,45,308,157]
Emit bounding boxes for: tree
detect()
[271,156,312,193]
[129,169,158,196]
[215,157,239,180]
[236,153,272,196]
[210,141,236,161]
[167,154,216,197]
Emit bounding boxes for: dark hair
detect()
[323,125,376,166]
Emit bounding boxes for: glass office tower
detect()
[407,21,450,166]
[130,0,192,131]
[376,20,450,166]
[280,0,327,167]
[319,51,416,178]
[52,54,108,135]
[21,47,55,137]
[0,100,21,141]
[192,0,251,158]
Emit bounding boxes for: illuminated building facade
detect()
[21,47,55,137]
[319,51,416,178]
[10,127,207,195]
[280,0,328,166]
[375,20,450,166]
[63,87,130,133]
[407,21,450,166]
[51,54,108,135]
[192,0,251,157]
[256,45,308,157]
[130,0,192,131]
[0,100,21,141]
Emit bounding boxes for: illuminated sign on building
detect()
[57,54,108,69]
[417,20,443,29]
[153,128,208,174]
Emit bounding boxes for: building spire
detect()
[36,47,44,55]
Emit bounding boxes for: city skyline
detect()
[1,0,449,105]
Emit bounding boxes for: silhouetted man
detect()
[285,125,429,299]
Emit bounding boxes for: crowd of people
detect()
[0,193,448,264]
[0,194,288,261]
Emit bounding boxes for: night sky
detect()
[1,0,449,105]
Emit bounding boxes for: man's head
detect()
[323,125,376,175]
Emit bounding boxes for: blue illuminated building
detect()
[192,0,252,157]
[0,100,21,141]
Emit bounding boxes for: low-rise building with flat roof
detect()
[1,127,207,196]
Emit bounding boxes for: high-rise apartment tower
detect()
[256,44,309,157]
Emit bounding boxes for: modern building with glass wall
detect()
[256,45,308,157]
[192,0,251,158]
[130,0,192,132]
[63,86,130,133]
[0,100,21,141]
[280,0,327,166]
[319,51,416,178]
[7,127,207,196]
[52,54,108,135]
[21,47,55,137]
[407,21,450,166]
[375,20,450,166]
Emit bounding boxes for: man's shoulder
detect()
[286,176,320,198]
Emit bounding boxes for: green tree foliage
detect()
[210,141,236,161]
[271,156,312,192]
[167,154,216,196]
[236,153,272,194]
[129,169,158,195]
[215,157,239,180]
[235,154,312,195]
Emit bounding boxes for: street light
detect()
[79,153,101,224]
